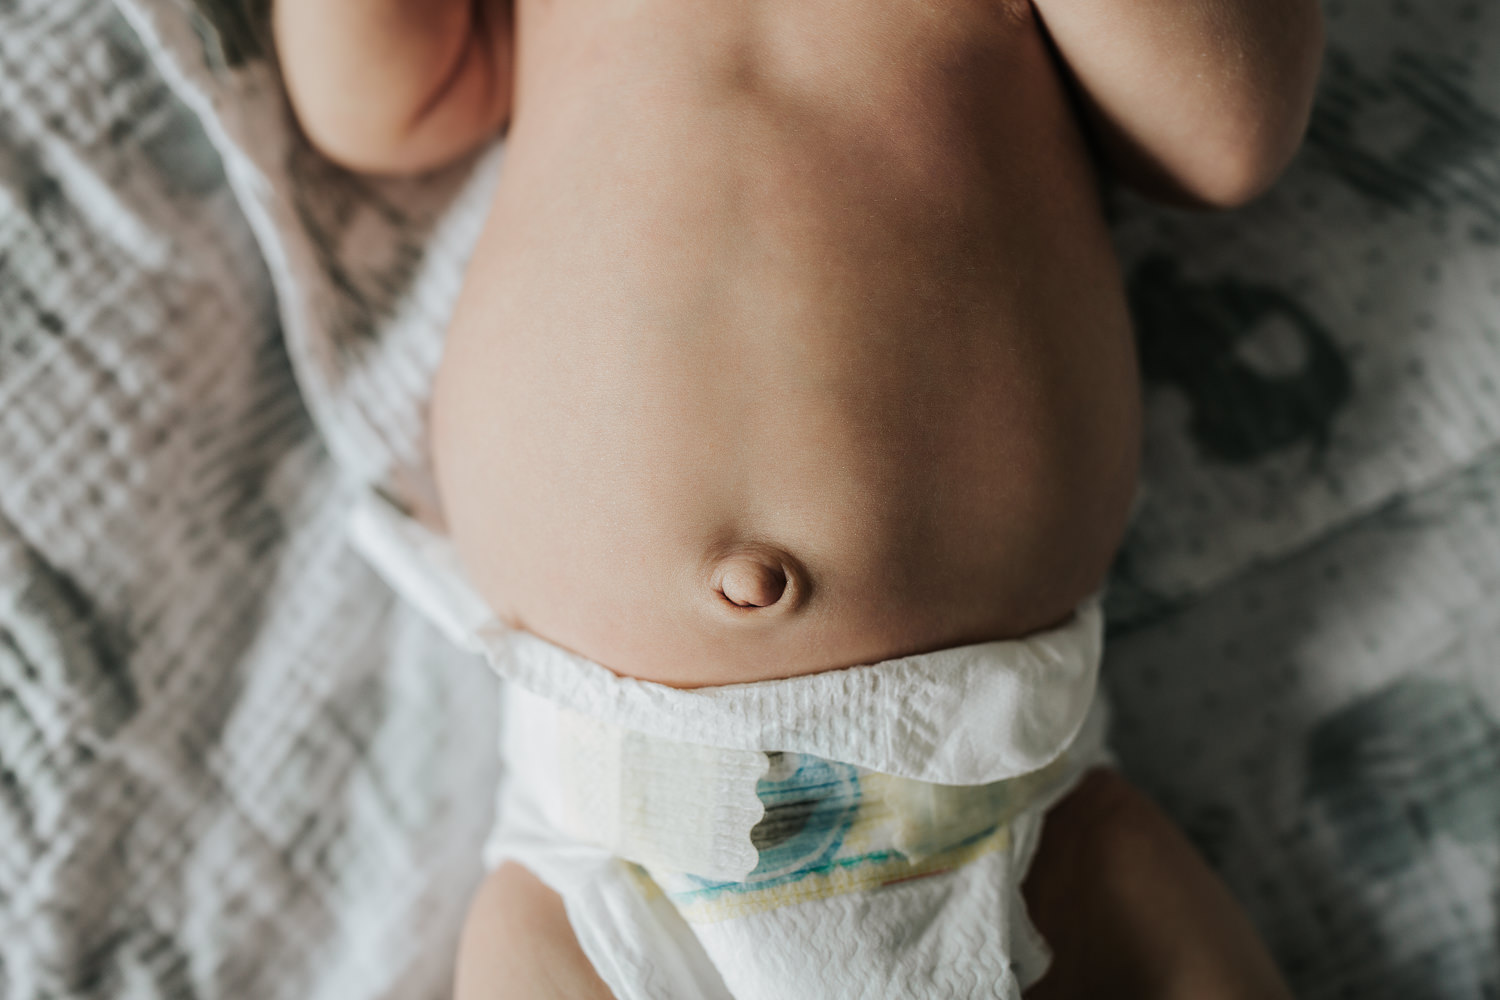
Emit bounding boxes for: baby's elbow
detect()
[1170,7,1325,210]
[287,76,511,178]
[1114,117,1312,210]
[285,98,438,177]
[1183,124,1307,209]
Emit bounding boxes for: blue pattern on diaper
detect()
[683,754,862,895]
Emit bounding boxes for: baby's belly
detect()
[430,0,1140,685]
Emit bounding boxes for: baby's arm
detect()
[272,0,513,175]
[1028,0,1323,206]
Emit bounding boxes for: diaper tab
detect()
[553,708,770,882]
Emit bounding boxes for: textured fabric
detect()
[0,2,497,999]
[2,0,1499,997]
[1108,452,1500,998]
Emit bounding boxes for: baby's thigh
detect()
[454,862,615,1000]
[1023,770,1292,1000]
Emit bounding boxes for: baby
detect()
[275,0,1322,996]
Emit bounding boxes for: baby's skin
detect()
[275,0,1321,995]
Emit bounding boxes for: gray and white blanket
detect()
[1,0,1497,996]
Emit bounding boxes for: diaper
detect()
[349,492,1112,1000]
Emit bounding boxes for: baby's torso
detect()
[430,0,1140,685]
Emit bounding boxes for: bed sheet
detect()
[0,2,498,998]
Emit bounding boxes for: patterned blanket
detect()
[1,0,1497,995]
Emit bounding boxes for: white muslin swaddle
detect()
[349,491,1112,1000]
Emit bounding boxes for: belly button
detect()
[709,546,806,613]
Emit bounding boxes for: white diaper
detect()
[349,492,1112,1000]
